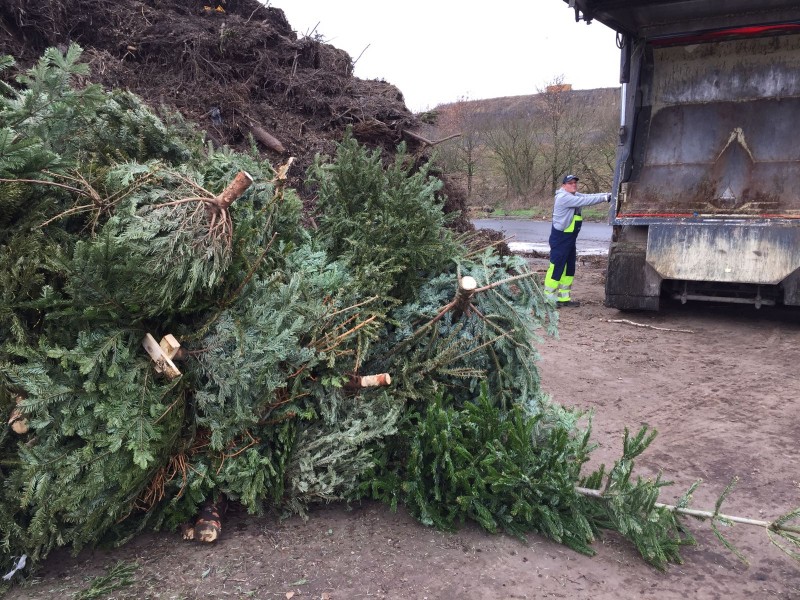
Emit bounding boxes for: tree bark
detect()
[216,171,254,209]
[8,395,28,434]
[248,124,286,154]
[181,497,226,542]
[451,276,477,322]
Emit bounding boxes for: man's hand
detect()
[606,193,612,203]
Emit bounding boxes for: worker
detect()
[545,174,611,308]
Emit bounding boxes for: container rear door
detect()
[619,31,800,220]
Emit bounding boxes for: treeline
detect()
[422,81,620,209]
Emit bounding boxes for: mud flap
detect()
[781,267,800,306]
[605,227,662,310]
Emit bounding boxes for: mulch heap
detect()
[0,0,471,228]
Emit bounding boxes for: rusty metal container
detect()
[565,0,800,309]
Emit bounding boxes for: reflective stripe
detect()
[563,214,583,234]
[544,262,559,292]
[558,275,574,301]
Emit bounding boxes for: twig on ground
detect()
[576,486,799,533]
[607,319,694,333]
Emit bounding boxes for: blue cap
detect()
[562,174,579,184]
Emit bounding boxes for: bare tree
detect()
[577,105,619,191]
[434,96,484,198]
[536,75,601,192]
[483,109,542,197]
[421,82,619,207]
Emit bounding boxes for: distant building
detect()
[546,84,572,93]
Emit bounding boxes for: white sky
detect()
[274,1,622,112]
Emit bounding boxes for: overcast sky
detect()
[274,1,622,112]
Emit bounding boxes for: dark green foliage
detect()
[367,249,559,413]
[365,385,596,554]
[309,132,459,304]
[1,335,186,561]
[579,426,697,570]
[0,45,326,569]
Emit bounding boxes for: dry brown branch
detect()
[473,271,537,294]
[153,394,183,425]
[318,315,378,353]
[215,431,259,475]
[321,296,379,319]
[0,176,86,196]
[402,129,461,147]
[31,170,158,229]
[137,453,188,511]
[247,123,286,153]
[38,203,98,227]
[607,319,694,334]
[2,174,101,229]
[462,235,515,259]
[148,196,208,210]
[172,172,215,197]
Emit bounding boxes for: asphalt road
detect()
[471,218,612,255]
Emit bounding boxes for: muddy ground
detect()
[6,256,800,600]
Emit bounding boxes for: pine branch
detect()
[575,485,800,564]
[74,561,137,600]
[0,176,86,196]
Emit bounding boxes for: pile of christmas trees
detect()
[0,46,697,581]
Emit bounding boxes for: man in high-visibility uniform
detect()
[545,174,611,308]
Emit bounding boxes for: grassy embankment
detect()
[485,205,610,221]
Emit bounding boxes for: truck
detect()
[562,0,800,310]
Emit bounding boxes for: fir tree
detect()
[308,132,460,305]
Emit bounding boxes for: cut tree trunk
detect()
[182,497,227,543]
[142,333,181,379]
[247,124,286,154]
[451,276,477,322]
[8,394,28,434]
[216,171,254,209]
[347,373,392,389]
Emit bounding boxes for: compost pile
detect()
[0,0,701,585]
[0,0,473,224]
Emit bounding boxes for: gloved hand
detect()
[606,193,612,203]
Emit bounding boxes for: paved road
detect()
[472,218,612,255]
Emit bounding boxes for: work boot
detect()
[556,300,581,308]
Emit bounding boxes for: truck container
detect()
[563,0,800,309]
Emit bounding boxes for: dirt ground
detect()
[6,256,800,600]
